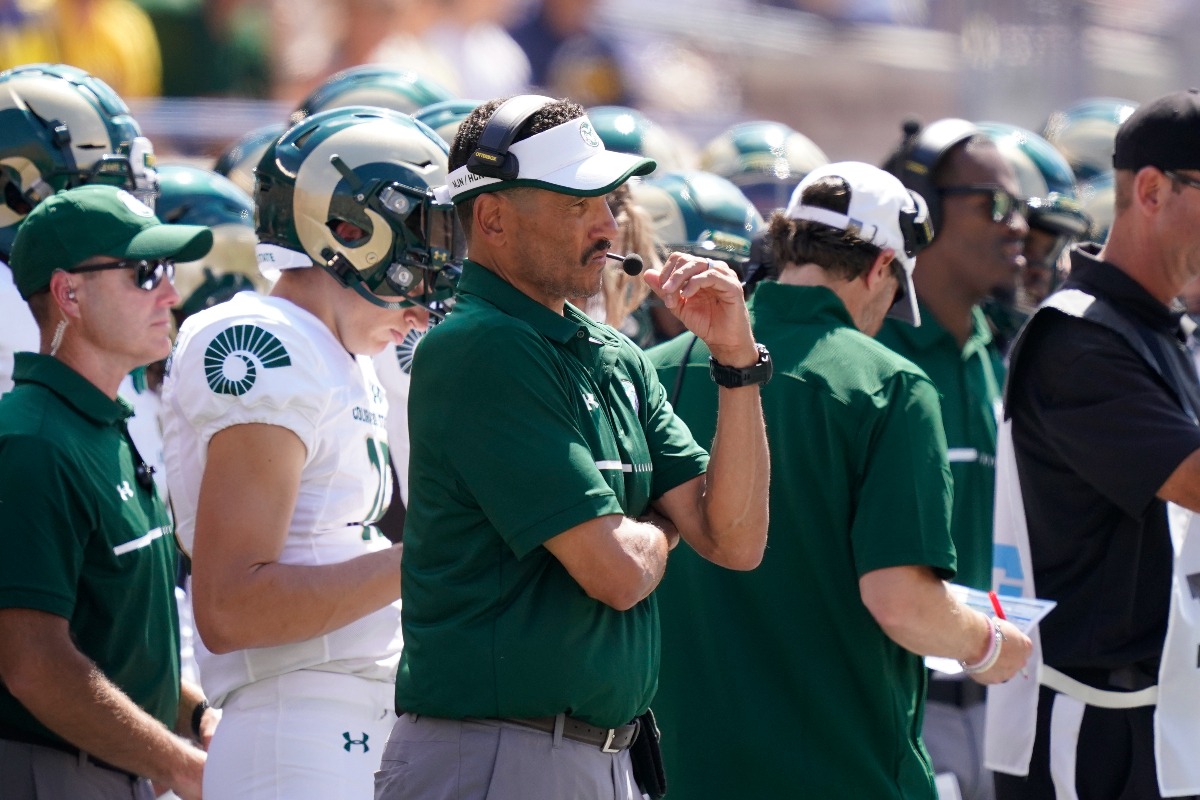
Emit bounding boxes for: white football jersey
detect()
[372,328,422,505]
[162,293,402,706]
[0,261,40,396]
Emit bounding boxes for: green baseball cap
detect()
[10,184,214,300]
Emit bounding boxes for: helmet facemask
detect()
[321,156,463,317]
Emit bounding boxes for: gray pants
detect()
[0,738,154,800]
[923,698,995,800]
[374,714,639,800]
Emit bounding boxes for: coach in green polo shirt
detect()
[877,303,1005,592]
[647,162,1032,799]
[376,96,770,800]
[0,186,213,799]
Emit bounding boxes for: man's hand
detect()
[643,253,757,366]
[966,618,1033,685]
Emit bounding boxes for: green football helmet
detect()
[630,170,764,272]
[978,122,1092,240]
[0,63,158,257]
[586,106,688,173]
[291,66,456,125]
[157,163,262,297]
[1077,171,1114,244]
[698,120,829,216]
[213,122,286,198]
[1041,97,1138,183]
[254,106,462,315]
[413,98,480,149]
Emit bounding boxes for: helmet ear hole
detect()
[253,106,464,315]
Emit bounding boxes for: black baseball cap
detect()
[1112,88,1200,172]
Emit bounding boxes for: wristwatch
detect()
[709,343,772,388]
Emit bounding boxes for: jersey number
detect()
[363,437,392,538]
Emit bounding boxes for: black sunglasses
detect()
[71,258,176,291]
[940,185,1027,224]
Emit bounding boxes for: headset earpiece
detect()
[466,95,556,181]
[884,117,979,235]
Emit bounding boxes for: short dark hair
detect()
[767,176,881,281]
[449,97,586,235]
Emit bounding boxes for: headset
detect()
[465,95,556,180]
[882,117,980,235]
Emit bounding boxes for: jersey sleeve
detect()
[850,371,957,579]
[633,346,710,500]
[168,316,330,455]
[0,436,87,617]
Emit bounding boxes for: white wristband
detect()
[961,617,1004,675]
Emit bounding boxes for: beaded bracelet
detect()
[961,617,1005,675]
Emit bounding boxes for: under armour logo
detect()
[343,732,369,753]
[116,481,134,501]
[583,392,600,411]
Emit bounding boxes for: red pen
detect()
[989,590,1007,620]
[989,590,1028,678]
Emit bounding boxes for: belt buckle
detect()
[601,728,620,753]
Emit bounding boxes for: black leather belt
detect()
[500,715,640,753]
[0,725,139,782]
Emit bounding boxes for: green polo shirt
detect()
[648,282,954,799]
[0,354,180,747]
[397,260,709,728]
[877,305,1003,591]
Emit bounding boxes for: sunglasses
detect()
[1165,170,1200,193]
[940,185,1027,224]
[71,258,176,291]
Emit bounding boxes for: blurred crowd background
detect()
[2,0,1197,165]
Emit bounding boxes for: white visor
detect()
[435,115,656,204]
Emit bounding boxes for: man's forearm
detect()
[0,612,204,789]
[694,382,770,570]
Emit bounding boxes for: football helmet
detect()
[978,122,1092,240]
[212,122,286,197]
[1077,171,1114,245]
[1041,97,1138,183]
[630,170,764,273]
[157,163,262,297]
[254,106,462,315]
[291,65,455,125]
[587,106,689,173]
[413,98,480,149]
[0,63,158,257]
[698,120,829,216]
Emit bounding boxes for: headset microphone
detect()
[606,252,644,276]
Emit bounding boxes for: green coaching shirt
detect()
[648,282,955,799]
[877,305,1004,590]
[0,353,180,747]
[397,260,709,728]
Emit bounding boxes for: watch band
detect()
[709,343,772,388]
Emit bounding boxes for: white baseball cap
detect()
[435,112,655,204]
[785,161,932,327]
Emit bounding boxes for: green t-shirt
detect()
[876,304,1004,591]
[397,261,709,728]
[0,354,180,747]
[649,283,954,799]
